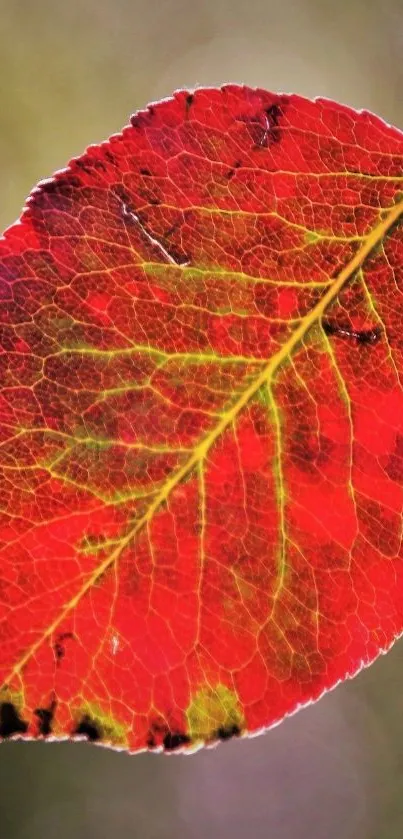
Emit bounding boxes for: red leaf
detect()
[1,85,403,753]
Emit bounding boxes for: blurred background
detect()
[1,0,403,836]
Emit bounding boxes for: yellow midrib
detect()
[5,197,403,690]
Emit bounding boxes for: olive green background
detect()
[1,1,403,837]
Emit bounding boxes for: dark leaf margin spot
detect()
[163,731,191,751]
[185,93,194,116]
[34,699,57,736]
[0,702,29,738]
[73,714,101,742]
[264,101,286,145]
[214,723,242,741]
[146,718,191,751]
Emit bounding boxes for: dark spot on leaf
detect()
[235,115,267,148]
[185,93,194,115]
[163,731,191,751]
[34,709,52,736]
[164,221,181,239]
[138,184,162,207]
[74,160,93,176]
[146,718,166,748]
[114,184,132,206]
[74,715,101,741]
[153,227,190,264]
[322,321,381,345]
[226,160,242,179]
[146,718,190,750]
[104,150,116,166]
[356,329,381,345]
[93,158,107,172]
[237,99,286,149]
[68,176,81,188]
[36,179,61,200]
[215,723,241,741]
[131,106,155,128]
[121,205,188,264]
[121,203,137,223]
[264,102,284,144]
[253,416,267,435]
[165,245,190,265]
[34,699,56,736]
[0,703,28,738]
[54,631,75,665]
[287,418,335,475]
[131,113,146,129]
[140,168,152,176]
[75,157,106,174]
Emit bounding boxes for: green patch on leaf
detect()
[186,683,244,742]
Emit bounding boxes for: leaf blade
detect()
[2,86,403,752]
